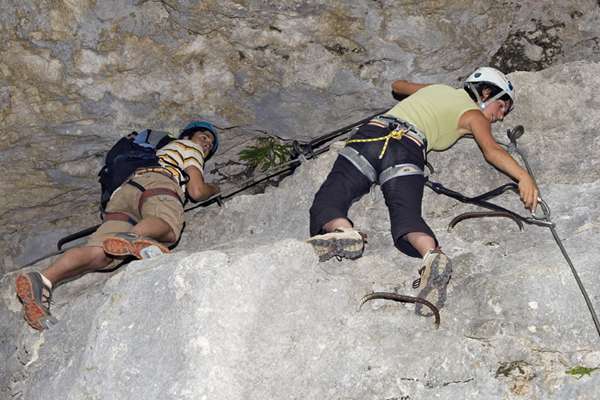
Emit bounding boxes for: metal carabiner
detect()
[530,197,551,221]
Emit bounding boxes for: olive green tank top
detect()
[386,84,479,151]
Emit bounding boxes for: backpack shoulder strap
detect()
[134,129,173,148]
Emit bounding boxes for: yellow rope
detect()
[346,129,406,159]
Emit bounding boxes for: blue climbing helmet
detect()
[179,120,219,161]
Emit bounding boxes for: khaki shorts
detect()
[87,172,185,249]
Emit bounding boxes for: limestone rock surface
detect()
[2,1,600,398]
[2,61,600,399]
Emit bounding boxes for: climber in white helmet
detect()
[307,66,538,317]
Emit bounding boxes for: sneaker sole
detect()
[415,254,452,317]
[15,274,50,331]
[308,237,364,261]
[133,239,169,259]
[102,237,135,257]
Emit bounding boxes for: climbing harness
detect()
[379,164,424,186]
[347,127,408,159]
[338,147,378,183]
[348,115,427,158]
[427,125,600,339]
[338,115,427,186]
[339,145,425,186]
[125,178,184,214]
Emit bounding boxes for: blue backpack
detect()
[98,129,174,212]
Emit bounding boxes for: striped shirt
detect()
[156,139,205,185]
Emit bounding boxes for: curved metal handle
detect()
[507,125,525,144]
[530,197,551,221]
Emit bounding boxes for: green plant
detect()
[565,365,599,379]
[238,137,292,172]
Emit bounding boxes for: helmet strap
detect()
[468,83,507,110]
[467,82,486,110]
[484,90,507,106]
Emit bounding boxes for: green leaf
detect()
[566,365,599,379]
[238,136,292,172]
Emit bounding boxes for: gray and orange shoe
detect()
[412,249,453,317]
[102,232,170,259]
[15,272,58,331]
[306,227,366,262]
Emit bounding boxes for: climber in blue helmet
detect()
[179,120,220,161]
[15,119,221,331]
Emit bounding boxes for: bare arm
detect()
[391,80,430,97]
[184,166,220,202]
[459,110,539,211]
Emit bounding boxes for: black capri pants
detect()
[309,123,437,258]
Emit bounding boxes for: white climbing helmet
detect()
[464,67,515,114]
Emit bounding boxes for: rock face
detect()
[2,0,600,273]
[2,1,600,399]
[3,61,600,399]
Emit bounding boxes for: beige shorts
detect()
[87,172,185,249]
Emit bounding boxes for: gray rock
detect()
[3,61,600,399]
[2,2,600,398]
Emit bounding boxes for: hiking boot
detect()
[412,249,453,317]
[102,232,169,259]
[306,227,366,262]
[15,272,58,331]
